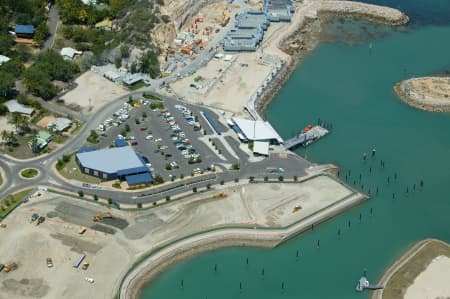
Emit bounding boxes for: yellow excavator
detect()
[93,212,112,222]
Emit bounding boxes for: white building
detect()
[5,100,34,115]
[0,54,11,65]
[230,117,283,144]
[60,47,82,61]
[47,117,73,132]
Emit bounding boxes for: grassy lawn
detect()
[20,168,38,178]
[70,120,83,135]
[142,93,162,101]
[129,81,147,91]
[0,189,33,219]
[382,240,450,299]
[58,154,101,184]
[52,134,67,144]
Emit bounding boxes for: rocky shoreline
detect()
[255,0,409,117]
[394,77,450,112]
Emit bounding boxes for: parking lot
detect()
[92,95,229,182]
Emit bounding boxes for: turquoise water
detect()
[140,3,450,299]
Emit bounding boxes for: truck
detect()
[3,262,17,272]
[36,216,45,226]
[31,213,39,222]
[73,253,86,268]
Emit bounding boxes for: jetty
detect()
[356,276,384,292]
[284,126,329,150]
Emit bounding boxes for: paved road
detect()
[0,90,310,207]
[0,0,311,208]
[43,7,60,51]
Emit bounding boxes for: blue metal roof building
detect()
[15,25,35,38]
[76,146,152,183]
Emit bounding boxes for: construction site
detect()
[160,1,238,76]
[0,175,360,298]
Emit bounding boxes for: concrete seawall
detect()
[119,191,367,299]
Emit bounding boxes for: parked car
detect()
[84,277,94,283]
[46,257,53,268]
[140,127,148,131]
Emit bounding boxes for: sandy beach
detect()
[404,255,450,299]
[394,77,450,112]
[372,239,450,299]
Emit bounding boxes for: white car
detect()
[84,277,94,283]
[160,145,168,150]
[145,135,153,140]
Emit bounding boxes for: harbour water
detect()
[140,1,450,298]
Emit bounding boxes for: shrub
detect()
[166,196,170,202]
[93,194,98,201]
[137,203,143,209]
[207,183,211,190]
[180,173,184,179]
[78,190,84,197]
[234,178,239,183]
[193,187,197,193]
[249,176,255,182]
[230,163,240,170]
[278,176,284,182]
[220,180,224,185]
[108,198,113,204]
[264,176,269,182]
[293,176,298,182]
[62,154,71,163]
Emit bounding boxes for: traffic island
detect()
[19,168,39,179]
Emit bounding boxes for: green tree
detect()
[120,44,130,58]
[115,56,122,69]
[0,71,15,99]
[23,67,56,99]
[161,15,170,23]
[15,44,31,63]
[140,50,160,78]
[0,34,14,56]
[0,104,7,115]
[33,22,49,47]
[0,59,24,78]
[11,112,29,134]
